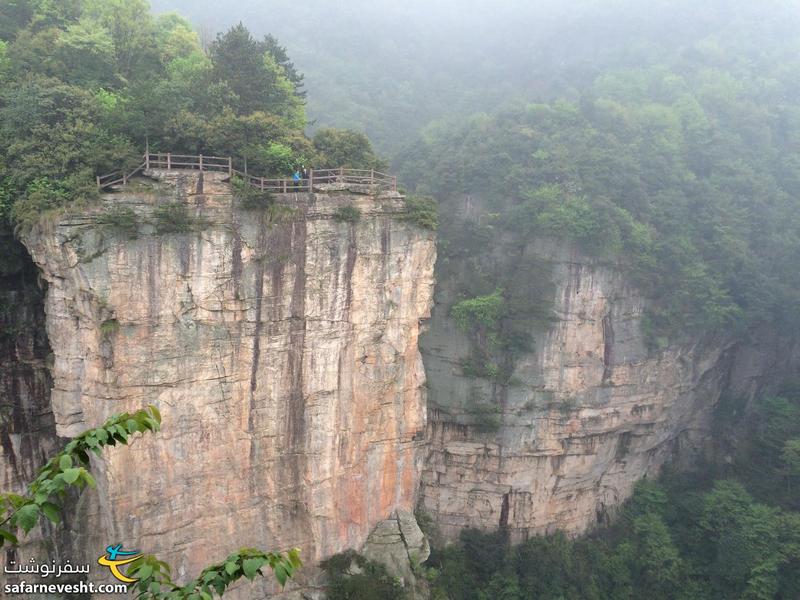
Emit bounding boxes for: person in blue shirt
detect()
[292,168,301,190]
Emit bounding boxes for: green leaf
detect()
[288,548,302,569]
[224,561,238,576]
[138,564,154,580]
[82,470,97,488]
[15,503,40,532]
[40,502,61,524]
[242,557,264,580]
[114,425,128,443]
[274,563,288,587]
[0,528,18,545]
[126,418,140,433]
[58,454,73,470]
[149,404,162,423]
[62,468,82,485]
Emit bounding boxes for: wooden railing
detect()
[96,153,398,193]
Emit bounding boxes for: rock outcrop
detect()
[419,238,800,541]
[15,170,435,596]
[362,510,430,595]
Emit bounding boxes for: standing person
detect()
[292,168,301,190]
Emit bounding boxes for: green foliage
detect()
[0,405,302,597]
[0,2,310,227]
[321,550,406,600]
[451,290,517,383]
[312,128,386,170]
[127,547,302,600]
[153,202,204,234]
[426,473,800,600]
[100,318,120,335]
[208,22,304,122]
[452,290,504,334]
[393,2,800,342]
[0,406,162,547]
[468,399,502,434]
[96,205,139,238]
[401,195,438,230]
[333,204,361,223]
[231,175,275,211]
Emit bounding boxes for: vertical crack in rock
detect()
[344,223,357,310]
[499,492,510,528]
[602,313,614,383]
[248,217,268,437]
[286,217,307,455]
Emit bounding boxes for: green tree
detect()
[312,128,386,169]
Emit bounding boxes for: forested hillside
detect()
[0,0,381,229]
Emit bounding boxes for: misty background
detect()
[149,0,795,157]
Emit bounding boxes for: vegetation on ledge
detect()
[0,0,384,228]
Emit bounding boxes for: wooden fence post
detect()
[96,175,101,188]
[261,177,264,191]
[371,169,375,186]
[228,157,232,176]
[283,180,287,193]
[167,153,171,170]
[309,169,314,192]
[199,154,203,170]
[145,152,150,170]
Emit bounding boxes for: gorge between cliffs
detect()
[1,168,797,597]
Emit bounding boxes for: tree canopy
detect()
[0,0,382,227]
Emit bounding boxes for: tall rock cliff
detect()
[15,171,435,595]
[419,238,800,541]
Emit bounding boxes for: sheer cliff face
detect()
[0,229,60,503]
[19,172,435,590]
[420,239,798,542]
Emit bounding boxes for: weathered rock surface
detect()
[419,238,800,541]
[16,171,435,596]
[362,510,429,594]
[0,228,62,564]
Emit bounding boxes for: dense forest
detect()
[0,0,382,229]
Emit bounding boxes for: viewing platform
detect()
[96,153,398,194]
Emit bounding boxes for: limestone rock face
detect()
[19,171,435,596]
[362,510,430,593]
[0,229,59,496]
[419,239,800,541]
[0,229,62,564]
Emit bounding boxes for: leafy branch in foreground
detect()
[0,405,162,546]
[128,547,302,600]
[1,405,302,597]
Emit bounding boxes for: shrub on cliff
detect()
[321,550,406,600]
[96,206,140,239]
[231,175,276,211]
[334,204,361,223]
[153,202,205,234]
[401,195,438,230]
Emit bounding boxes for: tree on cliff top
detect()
[0,0,384,226]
